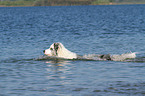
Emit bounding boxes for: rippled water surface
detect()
[0,5,145,96]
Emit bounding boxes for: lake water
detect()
[0,5,145,96]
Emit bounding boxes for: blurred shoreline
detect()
[0,1,145,7]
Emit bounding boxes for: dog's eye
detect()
[50,48,53,50]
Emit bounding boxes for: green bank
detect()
[0,0,145,7]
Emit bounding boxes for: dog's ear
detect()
[54,43,59,55]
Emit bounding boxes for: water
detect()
[0,5,145,96]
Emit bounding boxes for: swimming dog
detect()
[43,42,136,61]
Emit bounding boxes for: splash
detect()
[82,52,137,61]
[111,52,137,61]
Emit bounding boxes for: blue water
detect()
[0,5,145,96]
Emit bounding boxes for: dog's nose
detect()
[43,50,45,53]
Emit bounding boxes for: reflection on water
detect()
[45,60,71,64]
[45,60,73,86]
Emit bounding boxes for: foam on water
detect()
[82,52,137,61]
[111,52,137,61]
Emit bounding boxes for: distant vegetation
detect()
[0,0,145,7]
[34,0,93,6]
[0,0,35,6]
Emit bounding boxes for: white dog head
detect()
[44,43,60,56]
[44,42,77,59]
